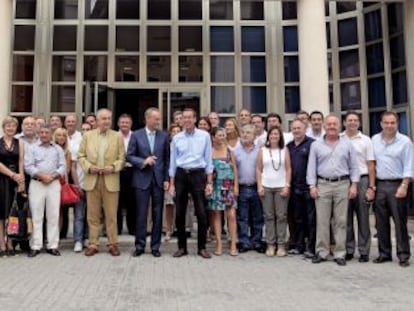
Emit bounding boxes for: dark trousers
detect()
[375,180,410,261]
[118,167,135,234]
[346,176,371,256]
[289,188,316,254]
[134,177,164,251]
[237,186,263,249]
[175,168,208,251]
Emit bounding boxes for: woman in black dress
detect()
[0,116,25,256]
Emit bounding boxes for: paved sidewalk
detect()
[0,218,413,311]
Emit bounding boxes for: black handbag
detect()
[6,192,33,241]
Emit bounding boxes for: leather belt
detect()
[177,167,204,174]
[318,175,349,182]
[377,178,403,183]
[239,183,257,188]
[360,174,368,178]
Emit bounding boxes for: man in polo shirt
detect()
[307,114,359,266]
[372,111,413,267]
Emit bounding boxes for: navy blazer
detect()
[127,128,170,190]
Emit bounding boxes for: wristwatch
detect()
[368,186,376,191]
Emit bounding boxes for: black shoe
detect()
[345,253,354,261]
[399,259,410,267]
[312,254,327,264]
[254,245,266,254]
[373,256,392,264]
[303,251,315,259]
[28,250,40,258]
[46,249,61,256]
[197,249,212,259]
[151,250,161,258]
[132,249,144,257]
[185,231,192,238]
[238,247,250,253]
[173,249,188,258]
[335,258,346,266]
[359,255,369,263]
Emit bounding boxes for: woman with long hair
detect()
[224,118,240,151]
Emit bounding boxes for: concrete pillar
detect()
[297,0,330,115]
[0,0,12,134]
[404,0,414,137]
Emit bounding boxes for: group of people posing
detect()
[0,107,411,268]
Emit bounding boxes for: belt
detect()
[177,167,205,174]
[239,183,257,188]
[377,178,403,183]
[318,175,349,182]
[360,174,368,178]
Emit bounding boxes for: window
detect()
[148,0,170,19]
[366,43,384,75]
[368,77,386,108]
[84,56,108,81]
[241,27,265,52]
[179,0,202,20]
[54,0,78,19]
[179,56,203,82]
[285,86,300,113]
[210,0,233,20]
[210,56,234,82]
[14,26,35,51]
[364,10,382,42]
[116,26,140,52]
[243,56,266,83]
[240,1,264,20]
[284,56,299,82]
[52,56,76,81]
[243,87,266,113]
[84,26,108,51]
[341,82,361,110]
[339,49,359,79]
[85,0,108,19]
[282,2,297,20]
[392,71,408,105]
[283,26,298,52]
[115,56,139,82]
[210,26,234,52]
[51,86,76,112]
[147,56,171,82]
[116,0,140,19]
[53,26,77,51]
[211,86,235,113]
[15,0,37,19]
[147,26,171,52]
[11,85,33,112]
[179,27,202,52]
[338,18,358,47]
[12,55,34,82]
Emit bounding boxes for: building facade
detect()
[0,0,413,133]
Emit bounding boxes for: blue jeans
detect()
[237,186,263,249]
[73,191,86,243]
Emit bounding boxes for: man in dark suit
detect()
[127,107,170,257]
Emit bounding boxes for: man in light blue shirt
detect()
[169,108,213,259]
[371,111,413,267]
[307,115,359,266]
[234,124,264,253]
[24,125,66,257]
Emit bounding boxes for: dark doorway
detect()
[114,89,158,130]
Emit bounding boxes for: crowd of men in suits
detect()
[1,107,412,267]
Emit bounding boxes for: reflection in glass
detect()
[55,0,78,19]
[336,2,356,14]
[179,0,202,20]
[115,56,139,81]
[14,26,35,51]
[16,0,37,19]
[51,86,76,112]
[147,56,171,82]
[210,0,233,20]
[368,77,386,108]
[179,26,202,52]
[341,81,361,110]
[116,0,140,19]
[179,56,202,82]
[283,26,298,52]
[116,26,139,51]
[85,0,108,19]
[84,26,108,51]
[148,0,170,19]
[388,3,404,35]
[210,56,234,82]
[392,71,408,105]
[339,49,360,79]
[366,42,384,75]
[285,86,300,113]
[211,86,235,113]
[364,10,382,42]
[338,18,358,47]
[241,1,263,20]
[390,35,406,69]
[11,85,33,112]
[53,26,77,51]
[147,26,171,52]
[243,56,266,83]
[282,2,297,20]
[210,27,234,52]
[243,87,266,113]
[12,55,34,82]
[84,56,107,81]
[52,56,76,81]
[241,27,265,52]
[284,56,299,82]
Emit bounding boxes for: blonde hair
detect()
[224,117,240,137]
[53,127,69,154]
[2,116,19,130]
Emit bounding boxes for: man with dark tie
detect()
[127,107,170,257]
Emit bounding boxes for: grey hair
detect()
[145,107,160,119]
[241,124,255,133]
[96,108,112,120]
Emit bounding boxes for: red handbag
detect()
[61,183,81,205]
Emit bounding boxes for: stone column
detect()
[0,0,12,133]
[297,0,330,115]
[404,0,414,137]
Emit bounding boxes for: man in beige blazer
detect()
[78,108,125,256]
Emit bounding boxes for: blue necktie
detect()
[149,131,155,154]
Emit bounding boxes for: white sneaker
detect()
[265,245,275,257]
[74,241,83,253]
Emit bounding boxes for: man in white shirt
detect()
[252,115,267,147]
[307,111,325,140]
[340,111,375,263]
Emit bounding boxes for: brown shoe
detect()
[85,247,98,257]
[173,248,188,258]
[108,245,121,256]
[197,249,212,259]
